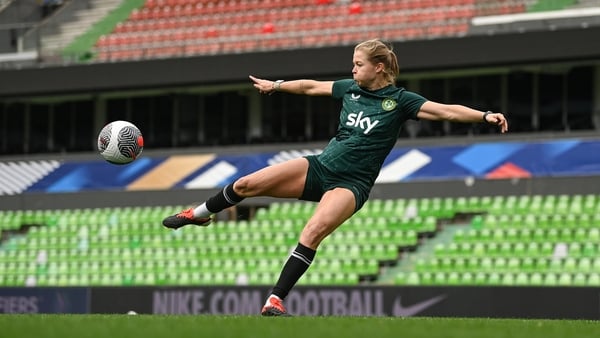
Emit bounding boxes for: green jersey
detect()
[317,79,427,188]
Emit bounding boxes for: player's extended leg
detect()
[262,187,356,316]
[162,158,309,229]
[234,157,309,198]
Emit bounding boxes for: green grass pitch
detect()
[0,315,598,338]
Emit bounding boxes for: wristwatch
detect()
[272,80,284,91]
[483,111,492,123]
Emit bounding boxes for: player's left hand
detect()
[249,75,275,95]
[485,112,508,133]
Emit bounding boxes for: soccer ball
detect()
[97,120,144,165]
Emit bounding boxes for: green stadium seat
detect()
[405,272,420,285]
[577,258,592,273]
[592,258,600,273]
[470,215,483,229]
[492,228,504,241]
[521,257,535,272]
[494,258,507,271]
[522,214,537,228]
[507,258,520,272]
[513,243,526,257]
[444,243,459,257]
[487,243,500,257]
[487,273,501,285]
[482,214,498,229]
[499,243,512,257]
[394,272,407,284]
[453,258,467,272]
[432,272,446,285]
[557,273,572,286]
[447,272,460,285]
[578,214,591,229]
[548,258,563,272]
[572,273,587,286]
[471,243,486,257]
[541,242,554,256]
[474,272,487,285]
[587,273,600,286]
[339,259,356,274]
[506,228,518,242]
[543,273,558,286]
[559,229,574,242]
[527,272,541,285]
[535,214,549,228]
[548,228,561,242]
[564,258,577,272]
[465,257,479,272]
[533,258,548,272]
[588,229,600,242]
[413,258,429,273]
[501,273,515,285]
[455,243,470,256]
[569,242,582,257]
[439,258,453,272]
[459,272,474,285]
[415,272,431,285]
[515,273,529,285]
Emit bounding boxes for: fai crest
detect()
[382,98,397,111]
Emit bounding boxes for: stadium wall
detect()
[89,285,600,319]
[2,175,599,212]
[1,285,598,319]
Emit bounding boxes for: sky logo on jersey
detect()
[382,98,397,111]
[346,111,380,134]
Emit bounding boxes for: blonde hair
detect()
[354,39,400,85]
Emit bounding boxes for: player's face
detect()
[352,50,379,88]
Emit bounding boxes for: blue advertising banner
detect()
[0,288,88,314]
[8,138,600,194]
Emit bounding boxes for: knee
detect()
[300,221,333,249]
[299,230,322,249]
[233,176,254,197]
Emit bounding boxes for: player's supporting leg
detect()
[162,158,309,229]
[262,188,356,316]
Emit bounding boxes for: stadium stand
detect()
[393,195,600,286]
[90,0,534,61]
[1,194,599,287]
[1,0,596,65]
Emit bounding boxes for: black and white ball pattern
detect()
[97,121,144,165]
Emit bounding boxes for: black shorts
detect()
[299,155,371,213]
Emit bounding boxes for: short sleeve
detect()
[401,90,428,120]
[332,79,355,99]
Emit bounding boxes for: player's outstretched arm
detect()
[417,101,508,133]
[249,75,333,96]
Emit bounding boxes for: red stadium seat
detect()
[348,3,362,15]
[261,22,275,34]
[95,0,521,60]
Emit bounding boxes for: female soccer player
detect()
[163,39,508,316]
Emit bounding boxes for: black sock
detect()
[271,243,316,300]
[205,184,244,213]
